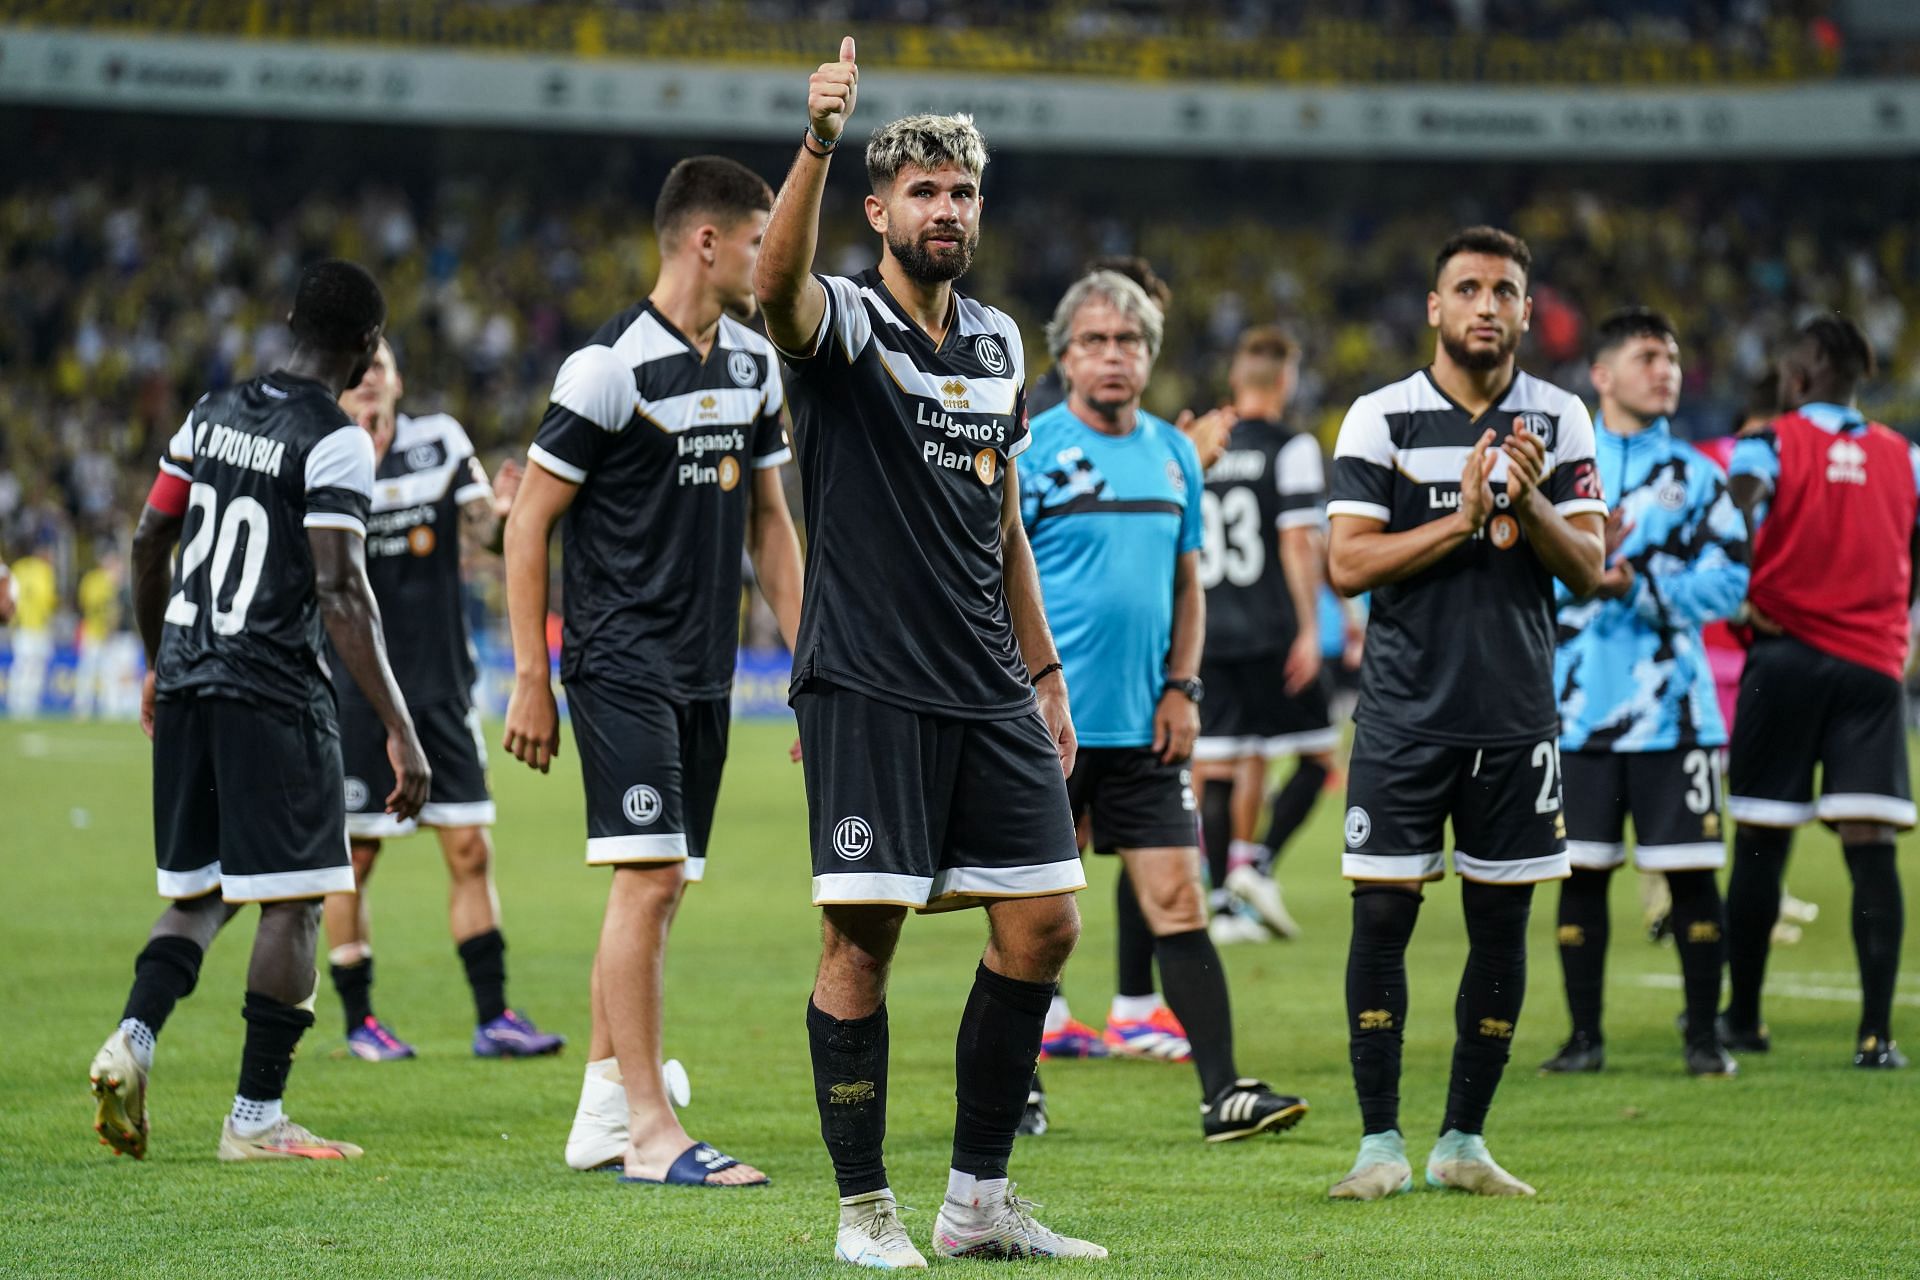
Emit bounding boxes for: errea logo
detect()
[1826,438,1868,485]
[941,379,972,410]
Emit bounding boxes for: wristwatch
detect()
[1163,676,1204,705]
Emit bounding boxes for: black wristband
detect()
[802,126,838,157]
[1030,662,1064,686]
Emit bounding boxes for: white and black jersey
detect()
[1200,418,1325,662]
[529,301,791,699]
[780,269,1033,719]
[154,374,375,710]
[1328,369,1606,746]
[332,412,487,709]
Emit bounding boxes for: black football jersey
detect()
[779,269,1034,720]
[530,301,791,699]
[1200,417,1326,662]
[155,373,374,709]
[330,412,486,710]
[1327,369,1607,746]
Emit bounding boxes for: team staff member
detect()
[1724,313,1918,1069]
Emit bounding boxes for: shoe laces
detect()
[849,1199,914,1249]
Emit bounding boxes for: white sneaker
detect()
[931,1187,1107,1260]
[835,1190,927,1268]
[89,1029,148,1159]
[1208,910,1270,946]
[1779,892,1819,925]
[565,1059,692,1170]
[1328,1131,1412,1201]
[1225,866,1301,939]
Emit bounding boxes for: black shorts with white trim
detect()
[1562,747,1727,871]
[340,694,495,839]
[567,677,730,880]
[1727,634,1914,829]
[795,679,1084,912]
[1067,747,1199,853]
[1341,720,1569,884]
[1193,654,1337,762]
[153,687,353,902]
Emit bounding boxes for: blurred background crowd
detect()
[1,0,1914,709]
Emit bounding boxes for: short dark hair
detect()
[1797,312,1876,386]
[1083,255,1172,312]
[654,155,774,247]
[289,259,385,353]
[1434,225,1531,285]
[1235,325,1298,364]
[1591,306,1677,361]
[1733,368,1780,433]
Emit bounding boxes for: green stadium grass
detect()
[3,719,1916,1278]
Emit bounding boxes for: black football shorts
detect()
[1342,720,1569,884]
[1561,747,1727,871]
[1727,634,1914,829]
[1066,747,1200,853]
[1193,654,1337,762]
[795,679,1084,912]
[153,687,353,902]
[566,677,731,880]
[340,694,494,838]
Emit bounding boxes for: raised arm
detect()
[312,527,429,820]
[1000,460,1074,777]
[500,460,578,774]
[754,36,858,354]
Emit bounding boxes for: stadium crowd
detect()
[1,128,1915,643]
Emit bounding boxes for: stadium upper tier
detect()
[0,0,1894,85]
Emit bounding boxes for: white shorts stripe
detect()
[1452,850,1571,884]
[1725,796,1817,828]
[1814,793,1917,828]
[1566,840,1627,870]
[1634,841,1729,871]
[419,800,497,829]
[1193,729,1339,763]
[157,862,223,899]
[928,859,1087,907]
[220,866,357,902]
[346,812,417,840]
[586,832,689,865]
[1342,851,1445,881]
[813,871,935,907]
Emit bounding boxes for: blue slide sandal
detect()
[618,1143,769,1188]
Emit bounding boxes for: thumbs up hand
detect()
[809,36,859,143]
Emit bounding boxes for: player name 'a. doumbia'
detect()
[196,423,289,478]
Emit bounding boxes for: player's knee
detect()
[1461,879,1532,952]
[440,827,493,880]
[1021,899,1081,972]
[1663,868,1718,910]
[1735,823,1793,857]
[350,840,381,884]
[1836,821,1896,848]
[1351,883,1422,942]
[821,906,906,971]
[1138,871,1207,935]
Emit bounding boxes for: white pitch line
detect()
[1634,973,1920,1008]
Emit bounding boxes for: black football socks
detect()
[1348,886,1421,1134]
[1725,825,1791,1031]
[1554,867,1612,1042]
[808,999,890,1197]
[1443,881,1531,1136]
